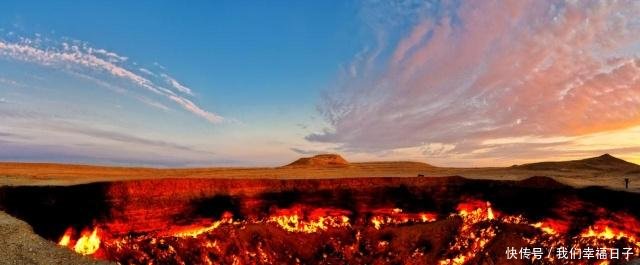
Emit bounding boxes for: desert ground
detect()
[0,154,639,265]
[0,210,113,265]
[0,154,638,192]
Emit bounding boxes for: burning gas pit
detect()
[1,176,639,265]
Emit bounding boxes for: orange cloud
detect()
[310,0,640,162]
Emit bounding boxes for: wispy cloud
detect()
[0,117,220,166]
[139,67,156,76]
[46,122,213,154]
[168,94,222,123]
[0,141,224,167]
[161,73,193,95]
[0,77,25,87]
[0,35,222,123]
[290,147,323,156]
[65,71,172,111]
[311,0,640,163]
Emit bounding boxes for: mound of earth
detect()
[517,176,568,189]
[0,210,113,265]
[515,154,640,172]
[284,154,349,168]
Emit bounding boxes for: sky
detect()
[1,0,639,167]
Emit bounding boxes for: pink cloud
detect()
[310,0,640,159]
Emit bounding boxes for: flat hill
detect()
[514,154,640,172]
[284,154,349,168]
[282,154,435,169]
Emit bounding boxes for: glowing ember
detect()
[486,202,494,220]
[438,200,498,265]
[531,218,569,236]
[55,198,640,264]
[267,206,351,233]
[370,208,438,230]
[172,212,234,238]
[532,222,559,235]
[456,199,496,222]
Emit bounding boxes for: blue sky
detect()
[1,1,640,167]
[2,1,362,114]
[0,1,369,166]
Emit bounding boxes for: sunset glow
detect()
[0,1,639,167]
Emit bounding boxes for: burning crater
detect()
[1,176,639,265]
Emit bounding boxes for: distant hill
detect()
[282,154,437,169]
[284,154,350,168]
[1,153,638,187]
[515,154,640,172]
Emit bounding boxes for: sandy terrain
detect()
[0,210,113,265]
[0,154,639,264]
[0,154,638,192]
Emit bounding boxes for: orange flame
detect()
[267,206,351,233]
[439,200,499,264]
[73,228,101,255]
[370,208,437,230]
[172,212,234,238]
[486,202,494,220]
[531,219,569,235]
[57,227,73,247]
[456,199,495,222]
[54,199,640,264]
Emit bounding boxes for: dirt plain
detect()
[0,154,639,264]
[0,154,638,192]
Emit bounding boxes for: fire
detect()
[532,222,559,235]
[74,228,101,255]
[421,212,437,222]
[58,227,102,255]
[173,219,227,238]
[486,202,494,220]
[579,222,639,246]
[172,212,234,238]
[531,218,569,236]
[371,216,383,230]
[581,226,625,240]
[439,200,498,265]
[580,216,640,242]
[57,227,72,247]
[267,206,351,233]
[370,208,437,230]
[455,199,495,222]
[54,198,640,264]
